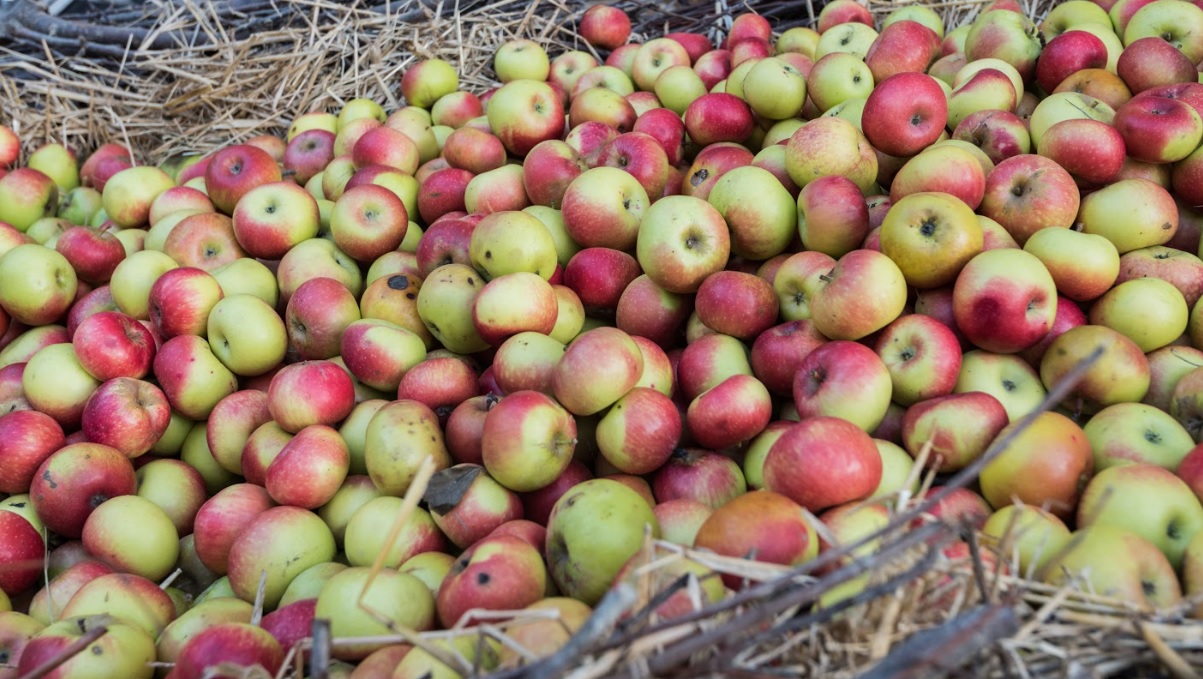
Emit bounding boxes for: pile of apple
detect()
[10,0,1203,673]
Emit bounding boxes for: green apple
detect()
[18,615,155,679]
[806,52,874,113]
[814,22,879,60]
[954,349,1046,420]
[1041,524,1182,609]
[110,249,179,320]
[1077,463,1203,569]
[0,243,77,326]
[1084,402,1195,470]
[982,505,1071,578]
[416,263,489,354]
[206,294,288,377]
[707,165,796,261]
[82,495,179,582]
[102,166,176,229]
[546,478,659,605]
[1089,277,1188,352]
[469,210,558,280]
[742,57,808,120]
[279,561,347,607]
[493,39,550,83]
[211,256,279,307]
[315,566,435,661]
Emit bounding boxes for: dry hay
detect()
[0,0,1057,163]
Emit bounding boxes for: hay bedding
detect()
[6,0,1203,677]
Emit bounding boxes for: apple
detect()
[71,310,155,382]
[874,313,963,406]
[22,343,100,430]
[30,442,136,538]
[784,116,878,195]
[225,505,336,609]
[545,478,659,604]
[951,109,1030,166]
[952,248,1057,354]
[692,490,817,587]
[880,190,983,289]
[0,243,77,326]
[687,373,773,449]
[861,73,948,157]
[793,340,892,432]
[203,144,282,215]
[17,616,155,679]
[1040,524,1181,611]
[436,533,547,627]
[797,174,871,259]
[809,248,908,341]
[486,80,566,157]
[764,416,882,511]
[1086,401,1195,471]
[363,399,452,496]
[1079,178,1179,254]
[261,362,355,438]
[1022,227,1120,303]
[1079,463,1203,569]
[978,155,1080,246]
[173,622,284,679]
[1042,324,1151,413]
[480,390,576,492]
[1091,277,1188,353]
[230,180,320,260]
[579,4,631,49]
[79,377,170,458]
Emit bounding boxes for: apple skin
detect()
[29,442,137,538]
[902,392,1009,473]
[693,490,818,588]
[1079,178,1179,254]
[879,190,984,289]
[809,248,908,341]
[793,340,892,433]
[486,79,566,157]
[693,270,778,340]
[1022,226,1120,303]
[952,248,1057,354]
[596,387,681,475]
[0,410,64,494]
[1086,402,1195,471]
[436,534,547,628]
[763,416,883,512]
[80,377,171,458]
[152,334,239,421]
[0,512,43,596]
[0,244,77,327]
[17,616,156,679]
[173,622,284,679]
[147,267,225,340]
[1036,30,1109,94]
[861,73,948,157]
[267,360,356,433]
[264,424,350,510]
[784,116,878,195]
[797,175,871,259]
[545,478,659,605]
[70,310,156,383]
[481,390,577,493]
[225,505,336,610]
[980,411,1093,519]
[1077,463,1203,570]
[687,374,773,450]
[874,313,963,406]
[1041,524,1182,611]
[579,4,631,49]
[978,154,1080,246]
[427,464,523,549]
[1041,324,1151,414]
[203,144,282,215]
